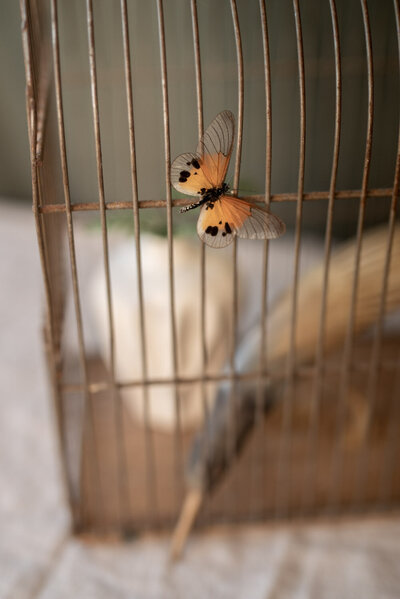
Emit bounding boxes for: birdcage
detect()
[21,0,400,548]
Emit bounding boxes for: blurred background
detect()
[2,0,399,229]
[2,0,400,597]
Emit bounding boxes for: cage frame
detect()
[20,0,400,536]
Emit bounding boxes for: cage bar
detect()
[20,0,400,536]
[120,0,159,524]
[156,0,183,505]
[302,0,342,513]
[275,0,306,519]
[330,0,375,509]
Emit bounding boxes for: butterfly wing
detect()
[171,152,213,196]
[196,110,235,187]
[171,110,235,196]
[197,195,285,248]
[229,196,286,240]
[197,199,236,248]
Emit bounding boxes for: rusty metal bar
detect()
[38,187,394,214]
[379,0,400,507]
[330,0,374,509]
[302,0,342,513]
[276,0,306,518]
[50,0,104,527]
[357,0,400,506]
[250,0,273,519]
[120,0,158,524]
[156,0,182,505]
[191,0,203,140]
[190,0,210,523]
[61,355,400,396]
[86,0,131,530]
[20,0,76,523]
[190,0,208,424]
[35,40,52,163]
[225,0,244,519]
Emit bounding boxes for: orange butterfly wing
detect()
[170,152,213,196]
[195,110,235,187]
[171,110,235,195]
[197,195,285,248]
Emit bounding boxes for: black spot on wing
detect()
[205,225,219,237]
[225,222,232,234]
[179,169,191,183]
[191,158,200,169]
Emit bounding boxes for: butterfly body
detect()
[171,111,285,248]
[180,182,229,213]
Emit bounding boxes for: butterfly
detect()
[171,110,285,248]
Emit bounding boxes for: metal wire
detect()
[250,0,273,519]
[356,0,400,507]
[330,0,375,509]
[379,0,400,507]
[60,355,400,396]
[50,0,105,528]
[120,0,159,525]
[85,0,132,531]
[275,0,306,518]
[20,0,77,524]
[37,187,393,214]
[156,0,183,506]
[302,0,342,513]
[225,0,244,519]
[190,0,208,429]
[190,0,211,523]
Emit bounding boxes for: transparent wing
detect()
[228,197,286,240]
[196,110,235,187]
[197,195,285,248]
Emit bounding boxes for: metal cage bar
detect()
[249,0,273,519]
[50,0,105,528]
[120,0,159,524]
[37,187,394,214]
[190,0,208,429]
[356,0,400,506]
[302,0,342,513]
[156,0,183,505]
[224,0,244,518]
[330,0,375,509]
[85,0,131,530]
[379,0,400,506]
[275,0,306,518]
